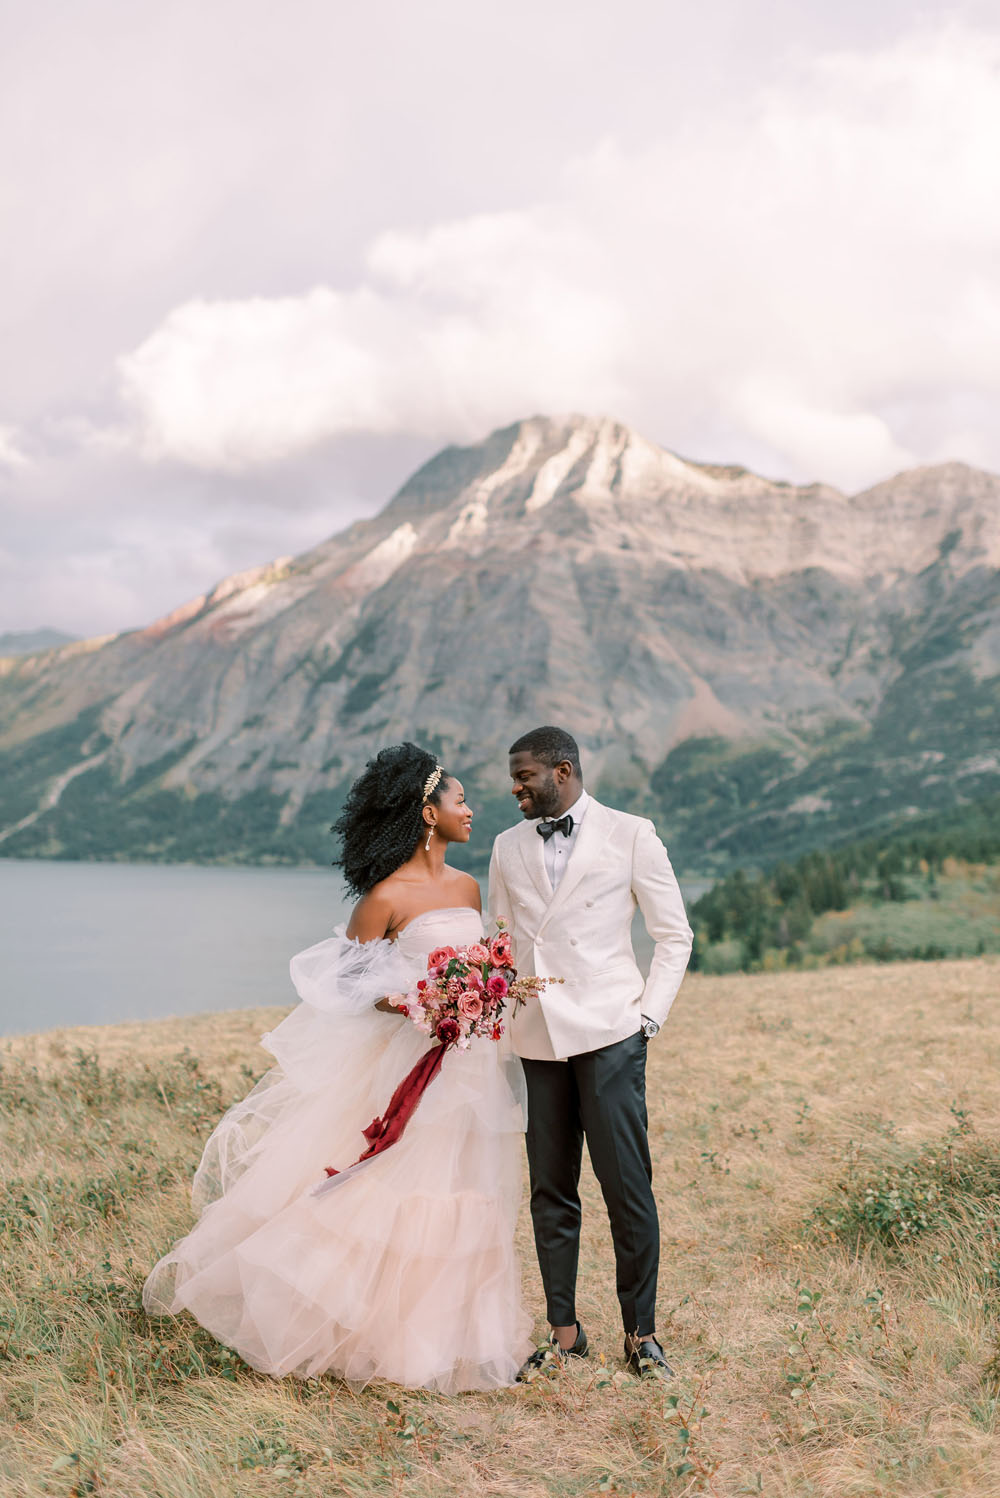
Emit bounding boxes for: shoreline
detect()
[5,953,996,1055]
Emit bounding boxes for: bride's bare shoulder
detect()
[348,867,480,938]
[345,885,396,941]
[449,869,482,911]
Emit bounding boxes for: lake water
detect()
[0,859,708,1038]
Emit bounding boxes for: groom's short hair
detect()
[508,725,582,778]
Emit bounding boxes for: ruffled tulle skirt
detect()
[144,975,534,1393]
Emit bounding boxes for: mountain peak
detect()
[382,411,722,541]
[294,414,1000,600]
[856,457,999,497]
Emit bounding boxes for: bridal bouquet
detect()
[317,922,551,1193]
[385,921,546,1050]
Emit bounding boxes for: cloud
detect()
[116,215,626,470]
[0,426,28,470]
[0,445,353,637]
[111,23,1000,491]
[728,382,915,491]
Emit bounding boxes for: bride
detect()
[143,743,534,1393]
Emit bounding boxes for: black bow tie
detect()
[537,814,574,841]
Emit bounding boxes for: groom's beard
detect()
[517,773,561,819]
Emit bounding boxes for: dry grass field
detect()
[4,958,1000,1497]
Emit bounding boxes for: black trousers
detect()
[521,1030,658,1336]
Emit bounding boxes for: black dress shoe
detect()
[624,1335,674,1379]
[516,1321,589,1381]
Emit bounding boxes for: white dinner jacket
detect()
[488,798,693,1062]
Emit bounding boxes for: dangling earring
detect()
[425,825,435,851]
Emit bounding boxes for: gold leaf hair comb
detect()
[421,766,444,802]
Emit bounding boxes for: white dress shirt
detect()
[540,788,589,891]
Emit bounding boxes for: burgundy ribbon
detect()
[323,1041,449,1178]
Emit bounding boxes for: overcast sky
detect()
[2,0,998,637]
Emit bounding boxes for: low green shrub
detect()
[809,1109,1000,1249]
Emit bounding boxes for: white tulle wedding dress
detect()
[143,907,534,1392]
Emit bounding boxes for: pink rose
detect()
[486,974,508,1000]
[446,975,463,999]
[427,946,458,971]
[489,932,512,965]
[464,968,484,991]
[459,992,483,1020]
[465,943,490,966]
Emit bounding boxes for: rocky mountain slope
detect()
[2,414,998,875]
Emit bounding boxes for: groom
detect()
[488,725,693,1379]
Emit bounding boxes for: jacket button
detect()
[585,900,594,908]
[570,937,578,946]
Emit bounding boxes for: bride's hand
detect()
[374,997,401,1014]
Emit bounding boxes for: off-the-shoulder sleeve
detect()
[191,930,419,1210]
[288,925,415,1015]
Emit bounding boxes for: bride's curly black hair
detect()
[332,742,450,899]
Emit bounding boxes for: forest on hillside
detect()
[689,791,1000,972]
